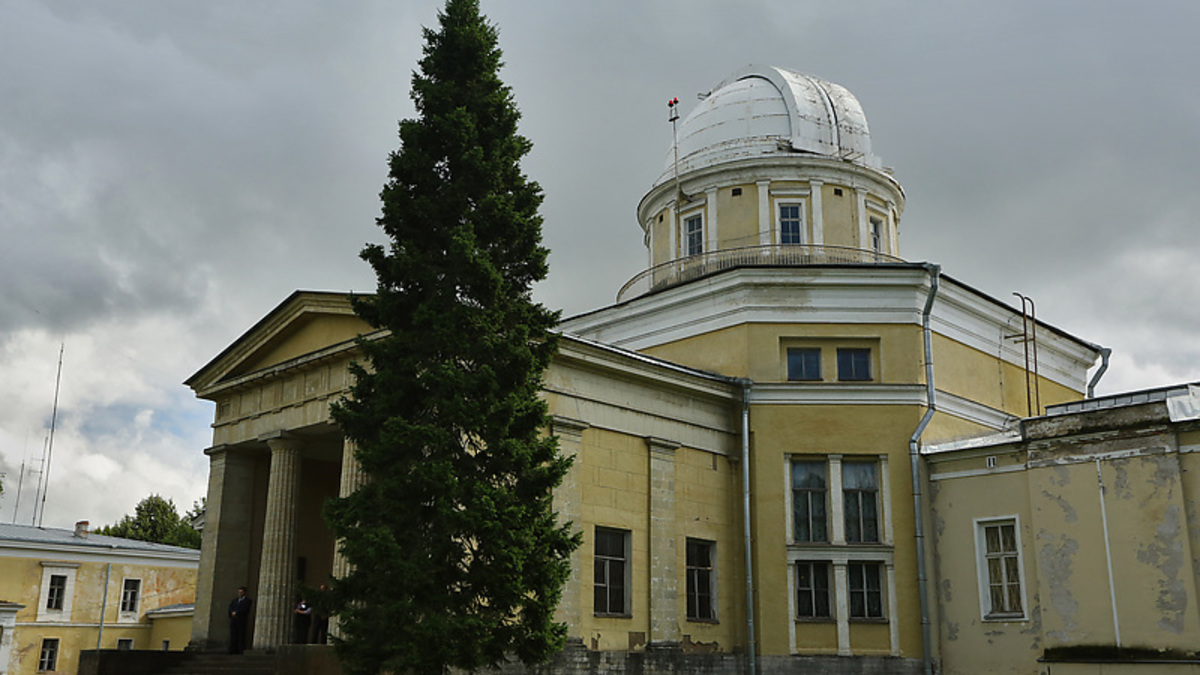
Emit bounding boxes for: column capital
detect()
[550,416,589,440]
[644,437,680,457]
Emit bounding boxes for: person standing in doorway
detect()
[229,586,252,654]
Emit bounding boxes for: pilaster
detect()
[253,437,303,649]
[646,436,681,645]
[757,180,771,245]
[705,187,718,252]
[855,188,868,250]
[834,562,850,655]
[551,416,589,635]
[829,455,845,545]
[810,180,824,245]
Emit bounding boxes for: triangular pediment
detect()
[185,291,374,397]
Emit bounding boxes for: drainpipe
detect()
[1087,347,1112,398]
[738,379,758,675]
[96,562,112,649]
[908,264,940,675]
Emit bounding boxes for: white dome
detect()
[656,65,880,186]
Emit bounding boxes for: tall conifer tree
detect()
[326,1,577,674]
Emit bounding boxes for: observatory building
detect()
[184,66,1200,674]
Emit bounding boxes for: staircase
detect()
[160,652,274,675]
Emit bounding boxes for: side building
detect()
[928,384,1200,674]
[0,522,198,675]
[185,65,1111,675]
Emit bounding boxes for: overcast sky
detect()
[2,0,1199,529]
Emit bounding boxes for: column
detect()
[253,437,303,649]
[667,201,677,259]
[829,455,845,545]
[551,417,588,640]
[810,180,824,246]
[855,188,868,250]
[646,437,681,646]
[191,446,255,651]
[331,438,367,581]
[834,562,851,655]
[887,562,900,655]
[757,181,771,245]
[705,187,718,252]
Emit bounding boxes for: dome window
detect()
[684,214,704,257]
[779,203,805,245]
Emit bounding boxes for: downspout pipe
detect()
[909,263,940,675]
[1087,347,1112,398]
[96,562,112,649]
[738,378,757,675]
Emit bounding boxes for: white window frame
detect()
[37,563,79,622]
[869,216,884,253]
[38,637,59,671]
[593,526,631,617]
[974,516,1028,621]
[776,201,807,245]
[685,538,717,622]
[119,577,142,622]
[682,211,704,257]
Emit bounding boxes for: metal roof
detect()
[0,522,200,558]
[656,64,881,187]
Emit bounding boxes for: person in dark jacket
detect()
[229,586,252,654]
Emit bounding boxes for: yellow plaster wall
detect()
[149,614,193,650]
[749,403,925,657]
[718,184,758,247]
[931,334,1084,416]
[578,428,652,650]
[236,314,368,375]
[0,555,196,675]
[929,466,1039,675]
[820,184,856,248]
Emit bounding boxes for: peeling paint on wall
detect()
[1037,533,1080,639]
[1040,490,1078,523]
[1136,503,1188,633]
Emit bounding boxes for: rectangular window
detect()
[594,527,628,616]
[39,638,59,671]
[979,519,1024,618]
[795,562,831,619]
[685,539,716,621]
[779,203,804,244]
[843,462,880,543]
[117,638,134,651]
[121,579,141,613]
[836,348,872,381]
[684,214,703,256]
[786,348,821,381]
[848,562,884,619]
[791,461,828,542]
[869,216,883,252]
[46,575,66,611]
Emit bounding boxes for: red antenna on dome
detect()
[667,96,691,204]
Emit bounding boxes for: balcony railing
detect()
[616,244,906,302]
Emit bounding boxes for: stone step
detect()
[160,653,274,675]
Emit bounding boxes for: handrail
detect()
[616,244,906,302]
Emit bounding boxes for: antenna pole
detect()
[38,343,64,527]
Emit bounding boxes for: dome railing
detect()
[616,243,906,302]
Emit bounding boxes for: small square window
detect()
[39,638,59,671]
[779,204,804,245]
[848,562,884,619]
[684,214,704,257]
[121,579,141,614]
[869,217,884,253]
[977,518,1025,619]
[795,562,831,619]
[686,539,716,621]
[46,575,67,611]
[786,348,821,381]
[117,638,134,651]
[836,348,872,381]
